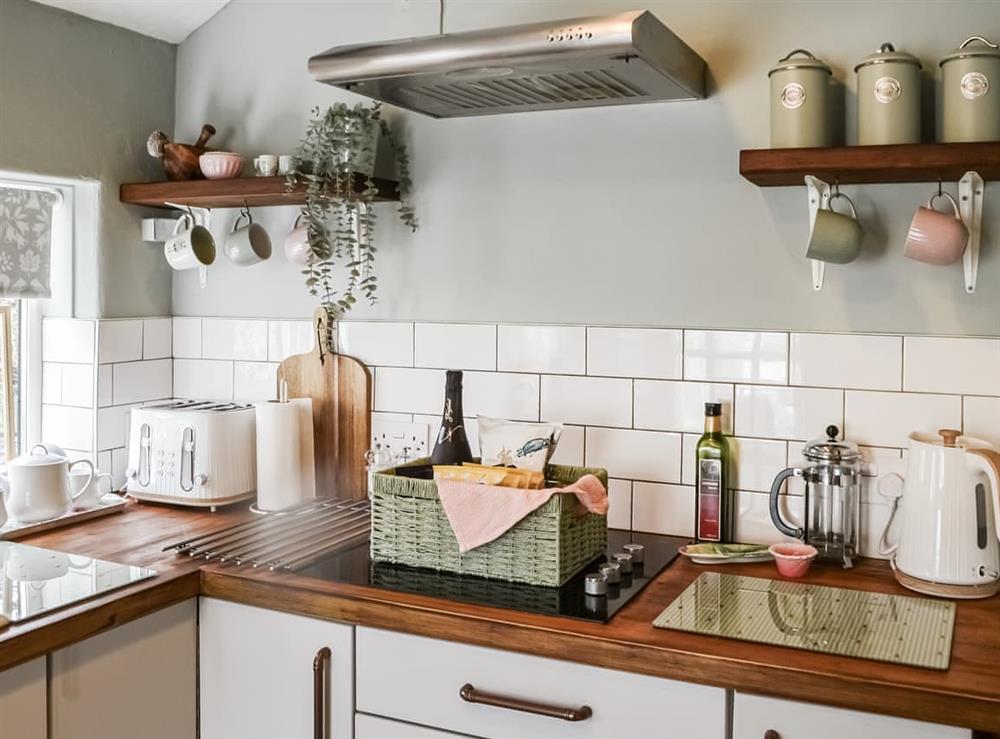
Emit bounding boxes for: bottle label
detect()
[697,459,722,541]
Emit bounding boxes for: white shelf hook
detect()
[958,171,984,294]
[804,175,832,291]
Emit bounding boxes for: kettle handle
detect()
[968,448,1000,546]
[769,467,804,539]
[68,460,95,504]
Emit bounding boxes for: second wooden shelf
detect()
[120,174,400,209]
[739,142,1000,187]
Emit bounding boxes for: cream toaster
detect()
[126,400,256,509]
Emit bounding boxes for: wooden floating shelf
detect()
[739,142,1000,187]
[119,174,400,209]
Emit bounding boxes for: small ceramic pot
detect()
[199,152,244,180]
[769,543,818,578]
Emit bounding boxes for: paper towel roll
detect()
[254,398,316,511]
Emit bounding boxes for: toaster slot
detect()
[180,426,196,492]
[138,423,152,486]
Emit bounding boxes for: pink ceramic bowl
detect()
[199,152,244,180]
[769,543,818,578]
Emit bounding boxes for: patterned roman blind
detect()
[0,186,58,299]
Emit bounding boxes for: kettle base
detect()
[894,567,1000,600]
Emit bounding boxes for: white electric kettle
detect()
[0,444,95,524]
[879,429,1000,599]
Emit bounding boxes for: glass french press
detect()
[769,425,862,568]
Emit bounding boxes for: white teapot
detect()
[0,444,94,524]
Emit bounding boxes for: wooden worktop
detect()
[3,502,999,733]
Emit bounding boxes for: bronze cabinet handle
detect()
[313,647,332,739]
[458,683,593,722]
[764,731,781,739]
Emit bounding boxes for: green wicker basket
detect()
[371,460,608,587]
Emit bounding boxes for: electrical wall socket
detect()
[371,420,431,463]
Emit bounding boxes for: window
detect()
[0,175,75,464]
[0,301,18,460]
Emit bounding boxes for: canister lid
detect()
[940,35,1000,65]
[802,425,861,463]
[854,43,922,72]
[768,49,832,77]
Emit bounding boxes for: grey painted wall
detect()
[0,0,175,318]
[173,0,1000,334]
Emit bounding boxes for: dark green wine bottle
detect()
[694,402,732,542]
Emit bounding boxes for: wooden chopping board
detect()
[276,308,371,500]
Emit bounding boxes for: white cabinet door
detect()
[0,657,46,739]
[357,627,726,739]
[200,597,354,739]
[355,714,477,739]
[733,693,971,739]
[49,599,197,739]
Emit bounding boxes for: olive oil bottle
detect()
[694,402,732,542]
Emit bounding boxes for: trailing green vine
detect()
[288,102,416,327]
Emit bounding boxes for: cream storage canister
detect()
[940,36,1000,143]
[769,49,833,148]
[855,43,922,145]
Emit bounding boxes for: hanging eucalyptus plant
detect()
[288,102,416,325]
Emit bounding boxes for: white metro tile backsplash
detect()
[634,380,733,434]
[39,317,1000,554]
[98,320,143,364]
[172,318,202,358]
[845,390,961,447]
[541,375,631,428]
[42,319,95,364]
[904,336,1000,396]
[498,325,586,375]
[632,483,694,537]
[790,333,902,391]
[606,479,632,530]
[414,323,496,371]
[964,396,1000,447]
[202,319,268,362]
[339,321,413,367]
[586,327,682,379]
[464,371,539,421]
[548,424,584,467]
[142,318,173,360]
[735,385,843,440]
[684,330,787,385]
[585,427,681,483]
[174,358,234,400]
[268,320,314,362]
[234,361,279,402]
[112,359,172,405]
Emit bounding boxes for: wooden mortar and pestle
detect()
[147,124,216,181]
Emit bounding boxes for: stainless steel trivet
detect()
[653,572,955,670]
[164,498,370,571]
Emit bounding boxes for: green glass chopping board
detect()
[653,573,955,670]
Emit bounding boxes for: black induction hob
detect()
[299,529,686,623]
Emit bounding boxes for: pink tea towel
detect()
[436,474,608,553]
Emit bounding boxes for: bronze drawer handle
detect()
[459,683,593,722]
[313,647,331,739]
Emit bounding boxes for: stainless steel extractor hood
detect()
[308,10,707,118]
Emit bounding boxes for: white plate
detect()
[678,545,773,565]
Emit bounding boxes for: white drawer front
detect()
[733,693,971,739]
[357,627,726,739]
[355,714,476,739]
